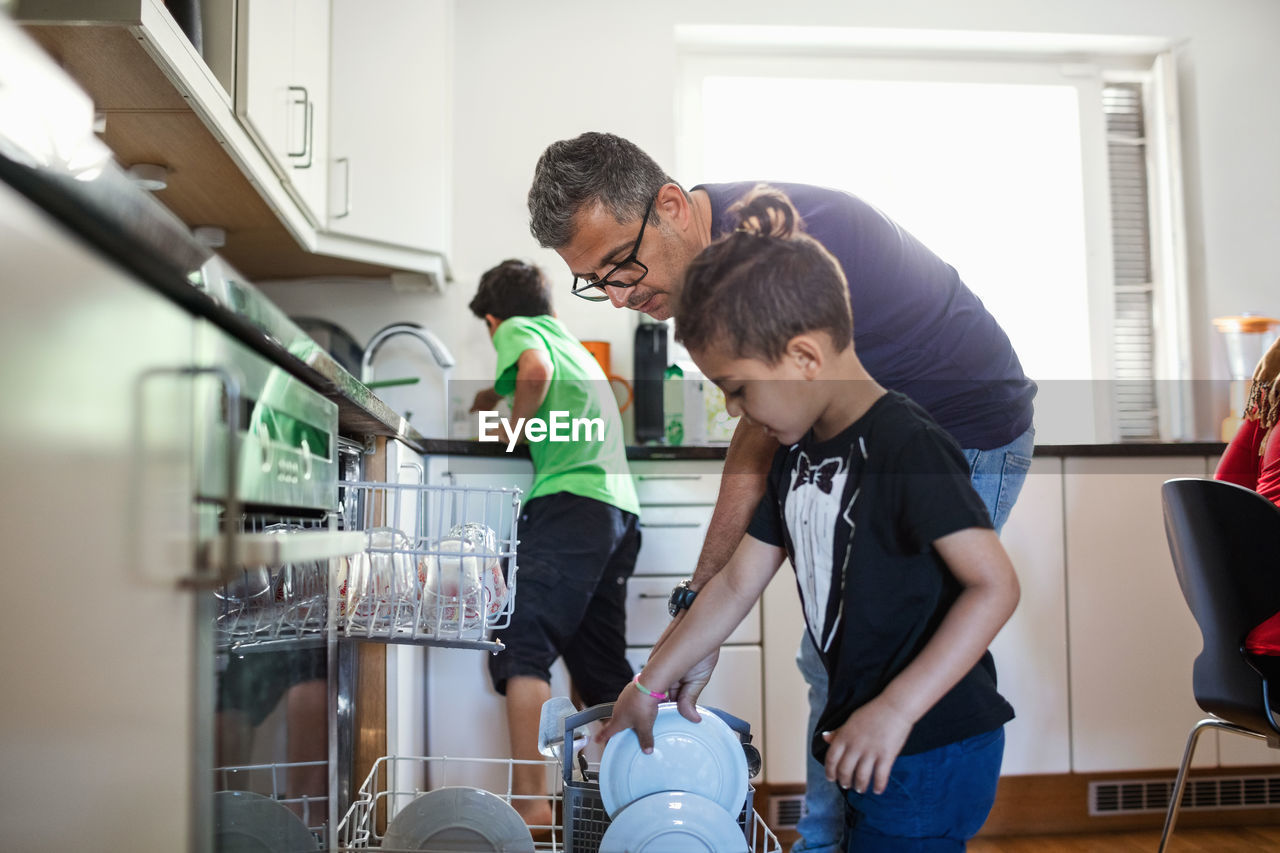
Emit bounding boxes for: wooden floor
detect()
[968,826,1280,851]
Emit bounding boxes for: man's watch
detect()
[668,579,698,617]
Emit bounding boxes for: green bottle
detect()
[663,363,684,446]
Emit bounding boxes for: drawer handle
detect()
[637,474,702,481]
[639,521,702,529]
[637,592,670,600]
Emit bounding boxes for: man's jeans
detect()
[791,427,1034,853]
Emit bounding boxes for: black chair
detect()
[1158,477,1280,851]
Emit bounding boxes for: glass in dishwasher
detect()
[339,480,523,650]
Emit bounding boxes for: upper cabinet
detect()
[13,0,452,286]
[327,0,451,255]
[235,0,330,227]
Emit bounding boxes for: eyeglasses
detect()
[570,196,655,302]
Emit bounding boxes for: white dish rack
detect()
[216,759,329,847]
[335,754,781,853]
[214,516,335,653]
[337,480,523,651]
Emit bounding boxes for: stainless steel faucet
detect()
[361,322,456,433]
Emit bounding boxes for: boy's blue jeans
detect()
[844,728,1005,851]
[792,426,1033,853]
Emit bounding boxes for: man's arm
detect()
[693,417,777,587]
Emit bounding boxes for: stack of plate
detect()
[597,704,750,853]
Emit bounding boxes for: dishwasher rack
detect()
[335,752,780,853]
[338,481,523,651]
[214,515,336,653]
[336,755,563,851]
[215,759,329,847]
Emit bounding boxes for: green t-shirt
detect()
[492,315,639,515]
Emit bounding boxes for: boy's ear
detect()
[786,334,824,377]
[484,314,501,336]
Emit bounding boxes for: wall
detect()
[448,0,1280,435]
[266,0,1280,440]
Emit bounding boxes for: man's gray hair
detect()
[527,132,676,249]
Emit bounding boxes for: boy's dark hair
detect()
[468,259,554,321]
[675,185,853,362]
[527,131,679,249]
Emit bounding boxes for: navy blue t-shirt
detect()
[694,181,1036,451]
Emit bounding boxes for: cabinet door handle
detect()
[637,592,670,600]
[636,474,702,481]
[286,85,309,158]
[333,156,352,218]
[639,521,703,529]
[294,97,314,170]
[132,365,242,589]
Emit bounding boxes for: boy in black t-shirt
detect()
[601,186,1020,850]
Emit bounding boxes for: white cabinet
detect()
[327,0,452,256]
[1064,455,1212,773]
[988,458,1071,775]
[761,561,807,785]
[235,0,330,225]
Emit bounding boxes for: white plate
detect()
[380,786,534,852]
[213,790,317,853]
[598,790,748,853]
[599,703,748,819]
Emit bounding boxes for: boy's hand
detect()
[469,387,502,413]
[821,697,913,795]
[597,680,661,753]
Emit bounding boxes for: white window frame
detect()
[674,27,1191,442]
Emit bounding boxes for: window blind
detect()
[1105,83,1159,440]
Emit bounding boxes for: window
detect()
[676,29,1188,443]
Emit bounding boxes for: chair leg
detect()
[1158,717,1269,853]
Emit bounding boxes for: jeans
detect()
[844,728,1004,851]
[791,427,1033,853]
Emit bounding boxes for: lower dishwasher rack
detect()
[338,481,523,652]
[336,754,781,853]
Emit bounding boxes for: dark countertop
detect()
[413,439,1227,460]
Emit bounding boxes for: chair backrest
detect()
[1162,478,1280,737]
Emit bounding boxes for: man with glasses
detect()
[528,132,1036,853]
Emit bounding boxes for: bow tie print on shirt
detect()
[793,457,842,494]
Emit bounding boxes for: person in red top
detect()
[1214,335,1280,654]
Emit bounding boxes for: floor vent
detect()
[768,793,807,829]
[1089,774,1280,816]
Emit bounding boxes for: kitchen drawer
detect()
[631,459,723,505]
[625,575,761,646]
[635,505,715,576]
[626,644,763,777]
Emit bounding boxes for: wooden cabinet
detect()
[327,0,452,257]
[235,0,330,225]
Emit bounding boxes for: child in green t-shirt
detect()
[468,259,640,828]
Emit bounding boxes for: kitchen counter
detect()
[411,438,1228,460]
